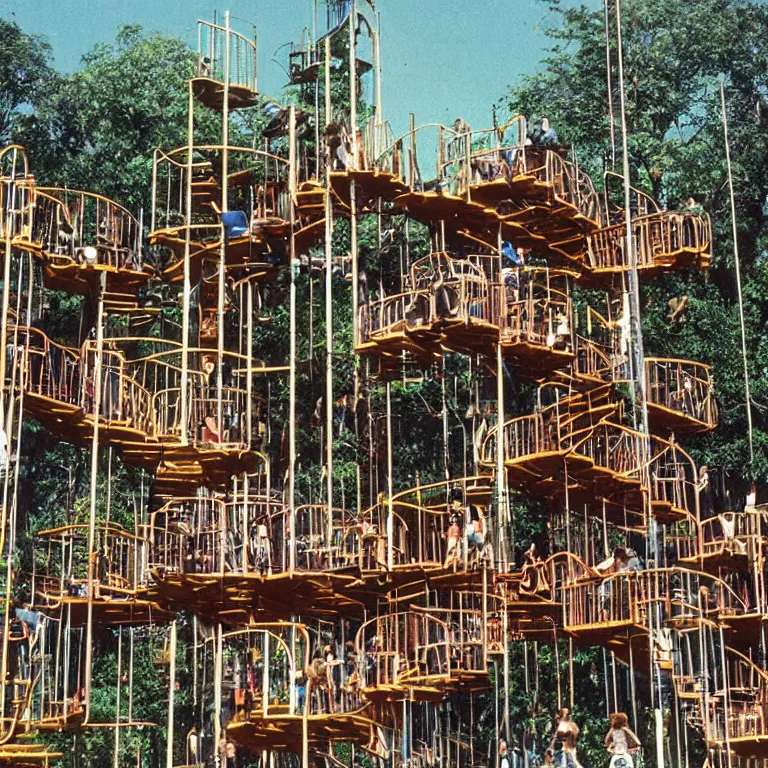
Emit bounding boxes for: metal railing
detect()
[197,20,257,94]
[586,211,711,272]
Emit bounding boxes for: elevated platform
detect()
[151,225,285,286]
[0,742,63,765]
[150,570,364,623]
[226,706,376,753]
[191,77,259,110]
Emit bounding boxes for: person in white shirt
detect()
[605,712,641,768]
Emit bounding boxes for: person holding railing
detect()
[698,466,716,520]
[604,712,641,768]
[248,519,272,576]
[443,513,463,570]
[596,547,630,622]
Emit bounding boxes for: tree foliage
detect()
[14,25,220,213]
[0,19,56,143]
[504,0,768,483]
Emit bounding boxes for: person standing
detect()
[605,712,641,768]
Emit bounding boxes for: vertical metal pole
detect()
[84,271,106,721]
[288,107,298,575]
[113,628,122,768]
[181,83,194,445]
[217,11,232,438]
[0,148,17,421]
[350,183,359,348]
[720,80,754,467]
[375,15,383,150]
[242,473,249,573]
[386,382,394,570]
[128,627,134,724]
[496,343,506,571]
[503,603,510,740]
[214,623,223,767]
[603,0,616,168]
[349,0,357,151]
[324,77,335,547]
[246,281,254,449]
[615,3,664,761]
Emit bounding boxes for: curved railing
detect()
[375,123,459,192]
[32,523,150,603]
[209,624,305,722]
[586,211,711,274]
[645,357,718,431]
[0,145,36,243]
[11,329,273,472]
[32,187,144,274]
[151,145,290,234]
[447,137,602,226]
[0,617,35,744]
[146,497,361,579]
[356,611,451,693]
[79,342,155,436]
[557,567,748,632]
[1,146,147,281]
[706,647,768,752]
[667,510,768,566]
[196,19,257,98]
[358,476,493,572]
[272,504,360,574]
[360,264,574,363]
[126,344,274,452]
[371,123,602,230]
[287,0,376,89]
[204,623,369,738]
[12,326,155,437]
[146,494,275,576]
[481,407,700,517]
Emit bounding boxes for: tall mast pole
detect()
[217,12,232,439]
[324,36,335,547]
[181,81,194,445]
[720,80,755,468]
[84,271,106,722]
[615,2,664,766]
[288,107,298,575]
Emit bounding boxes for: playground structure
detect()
[0,2,759,767]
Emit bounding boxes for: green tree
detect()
[0,18,56,143]
[503,0,768,482]
[15,25,220,213]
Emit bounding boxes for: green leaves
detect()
[505,0,768,482]
[0,19,55,143]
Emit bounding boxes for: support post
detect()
[288,107,298,575]
[84,270,106,723]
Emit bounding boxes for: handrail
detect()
[644,357,718,429]
[196,19,257,95]
[150,145,290,236]
[586,210,711,273]
[557,567,748,631]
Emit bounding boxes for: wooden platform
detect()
[35,592,174,626]
[191,77,259,110]
[152,225,285,285]
[0,742,63,765]
[226,706,375,752]
[150,570,365,623]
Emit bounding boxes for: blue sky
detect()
[3,0,595,137]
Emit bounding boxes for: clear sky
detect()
[3,0,593,137]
